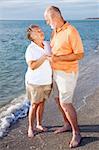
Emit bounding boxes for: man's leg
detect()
[36,101,47,131]
[54,97,71,134]
[53,80,71,133]
[28,103,38,137]
[60,102,81,148]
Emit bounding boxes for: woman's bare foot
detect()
[69,132,82,148]
[28,128,34,138]
[36,125,48,131]
[54,123,71,134]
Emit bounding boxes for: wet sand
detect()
[0,88,99,150]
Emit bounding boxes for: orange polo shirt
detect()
[50,22,84,73]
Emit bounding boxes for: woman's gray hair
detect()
[27,25,39,41]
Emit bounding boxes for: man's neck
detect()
[56,19,66,30]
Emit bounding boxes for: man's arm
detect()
[52,27,84,62]
[27,55,47,70]
[52,52,84,62]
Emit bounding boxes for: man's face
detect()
[44,13,56,29]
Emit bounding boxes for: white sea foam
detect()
[0,95,30,138]
[73,53,99,110]
[0,50,99,138]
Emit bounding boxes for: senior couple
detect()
[25,6,84,148]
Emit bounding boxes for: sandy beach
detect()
[0,2,99,149]
[0,87,99,150]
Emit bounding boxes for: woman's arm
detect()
[27,55,47,70]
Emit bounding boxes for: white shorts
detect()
[53,70,78,103]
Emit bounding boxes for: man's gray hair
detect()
[45,6,62,17]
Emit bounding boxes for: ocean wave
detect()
[0,51,99,138]
[73,52,99,110]
[0,95,30,138]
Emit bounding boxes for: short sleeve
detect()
[69,28,84,54]
[25,46,35,63]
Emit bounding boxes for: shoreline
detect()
[0,87,99,150]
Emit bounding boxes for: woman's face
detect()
[31,27,44,42]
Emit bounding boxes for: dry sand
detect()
[0,88,99,150]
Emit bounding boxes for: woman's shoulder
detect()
[43,40,50,46]
[26,42,37,51]
[43,41,51,54]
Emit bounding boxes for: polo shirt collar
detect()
[31,41,37,46]
[31,41,45,51]
[56,21,70,33]
[31,41,44,47]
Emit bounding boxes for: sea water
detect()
[0,20,99,137]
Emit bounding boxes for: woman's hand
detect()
[47,56,52,63]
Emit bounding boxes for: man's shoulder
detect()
[66,24,78,36]
[69,24,78,33]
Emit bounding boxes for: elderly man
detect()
[44,6,84,148]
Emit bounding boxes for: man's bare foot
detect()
[28,128,34,138]
[69,133,82,148]
[36,125,48,131]
[54,124,71,134]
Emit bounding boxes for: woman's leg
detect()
[28,103,38,137]
[36,101,47,131]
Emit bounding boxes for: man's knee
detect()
[60,102,73,111]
